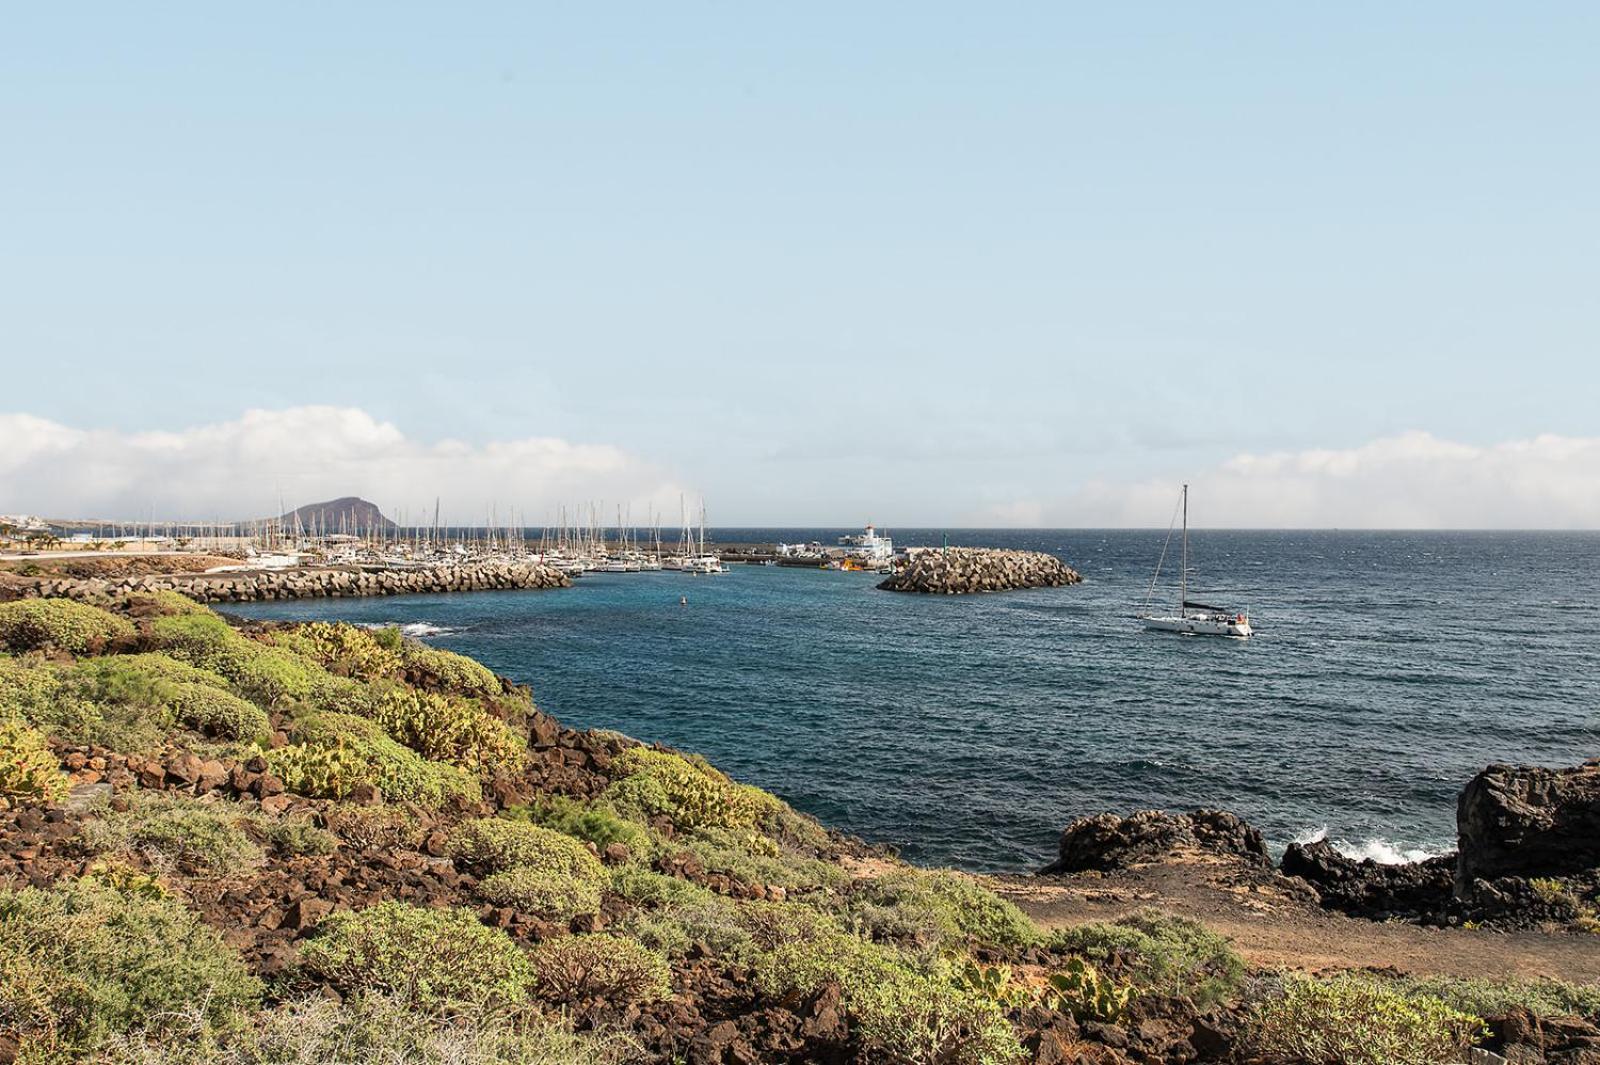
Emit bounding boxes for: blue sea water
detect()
[228,530,1600,872]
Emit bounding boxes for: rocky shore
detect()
[0,560,570,605]
[877,547,1082,594]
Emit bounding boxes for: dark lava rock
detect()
[1041,809,1268,874]
[1280,839,1456,921]
[1458,760,1600,885]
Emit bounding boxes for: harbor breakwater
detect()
[1,561,570,605]
[877,547,1081,594]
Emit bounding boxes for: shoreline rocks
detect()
[1458,760,1600,886]
[3,561,570,605]
[1040,809,1269,874]
[877,548,1082,595]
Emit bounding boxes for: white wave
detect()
[1331,838,1448,865]
[357,621,460,638]
[1291,825,1329,845]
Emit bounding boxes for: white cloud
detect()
[0,407,688,524]
[999,432,1600,528]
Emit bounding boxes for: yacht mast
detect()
[1180,483,1188,619]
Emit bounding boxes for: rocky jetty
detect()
[1040,809,1268,874]
[4,560,569,605]
[877,548,1081,595]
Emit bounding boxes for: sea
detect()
[227,529,1600,872]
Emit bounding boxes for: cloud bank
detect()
[4,411,1596,529]
[0,407,687,524]
[1044,432,1600,529]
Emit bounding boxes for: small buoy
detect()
[679,595,688,607]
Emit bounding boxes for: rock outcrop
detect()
[5,561,570,605]
[877,548,1081,595]
[1457,760,1600,885]
[1040,809,1268,874]
[1279,839,1457,922]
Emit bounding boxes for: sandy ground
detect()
[983,853,1600,984]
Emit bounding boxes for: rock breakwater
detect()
[877,547,1081,594]
[3,561,570,605]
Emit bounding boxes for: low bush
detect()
[602,748,763,831]
[0,878,260,1060]
[40,654,228,752]
[614,893,750,960]
[0,716,69,803]
[93,991,643,1065]
[81,793,264,876]
[1249,972,1486,1065]
[0,598,134,653]
[123,590,210,617]
[300,902,535,1009]
[1039,958,1134,1023]
[478,867,603,922]
[0,654,62,714]
[673,826,845,892]
[1384,974,1600,1022]
[510,795,649,853]
[401,642,504,700]
[351,682,527,773]
[528,934,672,1006]
[847,869,1039,951]
[151,615,332,707]
[265,712,479,806]
[322,804,423,850]
[274,622,403,681]
[164,682,270,742]
[1049,909,1245,1008]
[260,816,339,857]
[447,817,606,882]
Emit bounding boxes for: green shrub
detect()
[40,654,225,752]
[478,867,603,921]
[72,652,232,692]
[300,902,534,1009]
[673,826,845,892]
[1040,958,1134,1023]
[322,804,423,850]
[81,793,264,876]
[512,795,649,852]
[0,598,134,653]
[350,682,527,773]
[151,615,331,707]
[274,622,403,681]
[750,917,1021,1065]
[602,748,762,830]
[1249,972,1486,1065]
[612,878,750,960]
[0,717,69,803]
[848,869,1039,950]
[1384,975,1600,1022]
[610,866,718,907]
[0,878,260,1059]
[528,934,672,1006]
[260,816,339,857]
[164,682,270,742]
[401,642,504,700]
[265,712,478,806]
[93,991,642,1065]
[371,625,404,653]
[447,817,606,882]
[1049,909,1244,1007]
[123,590,210,617]
[0,654,60,714]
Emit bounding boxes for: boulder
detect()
[1458,761,1600,885]
[1279,838,1456,920]
[1041,808,1268,874]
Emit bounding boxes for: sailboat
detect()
[1138,484,1253,638]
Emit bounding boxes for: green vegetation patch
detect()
[1248,972,1486,1065]
[601,747,767,831]
[528,934,672,1007]
[1385,974,1600,1022]
[348,681,527,774]
[400,641,505,701]
[0,878,260,1060]
[509,795,649,853]
[150,614,333,708]
[273,622,402,681]
[265,711,479,806]
[300,901,534,1009]
[81,793,264,876]
[479,867,603,922]
[0,716,69,803]
[447,816,606,881]
[610,870,751,960]
[1048,909,1246,1008]
[847,868,1039,951]
[0,598,134,654]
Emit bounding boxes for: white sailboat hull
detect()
[1139,614,1252,638]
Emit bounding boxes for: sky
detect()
[3,4,1597,527]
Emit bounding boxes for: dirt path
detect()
[985,857,1600,984]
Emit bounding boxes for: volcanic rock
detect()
[1279,839,1456,921]
[1040,809,1268,874]
[1458,761,1600,885]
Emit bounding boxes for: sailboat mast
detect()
[1180,483,1188,618]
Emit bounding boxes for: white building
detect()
[838,524,894,563]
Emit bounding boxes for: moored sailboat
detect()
[1138,484,1252,638]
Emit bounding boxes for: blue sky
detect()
[4,4,1597,525]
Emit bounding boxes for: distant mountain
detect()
[277,497,396,535]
